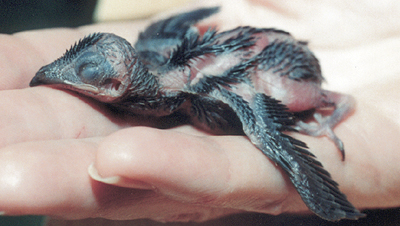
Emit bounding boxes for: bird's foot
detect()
[295,112,345,160]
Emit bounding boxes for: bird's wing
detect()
[181,25,364,219]
[206,85,363,221]
[134,7,220,69]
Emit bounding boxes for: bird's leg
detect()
[295,91,355,160]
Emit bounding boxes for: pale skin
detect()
[1,0,400,224]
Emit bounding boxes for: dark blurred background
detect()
[0,0,97,34]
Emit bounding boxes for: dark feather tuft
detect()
[63,33,105,61]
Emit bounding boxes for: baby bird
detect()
[30,7,363,221]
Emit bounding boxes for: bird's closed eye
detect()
[78,63,100,80]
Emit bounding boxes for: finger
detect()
[0,86,146,148]
[0,137,239,221]
[91,126,302,215]
[91,98,400,215]
[0,138,98,217]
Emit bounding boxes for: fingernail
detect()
[88,163,155,190]
[0,211,5,215]
[88,163,121,184]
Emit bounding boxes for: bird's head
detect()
[30,33,143,102]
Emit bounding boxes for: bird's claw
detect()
[295,113,345,160]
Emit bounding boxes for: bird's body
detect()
[30,7,363,221]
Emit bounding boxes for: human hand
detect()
[0,0,400,224]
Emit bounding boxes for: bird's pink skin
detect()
[156,27,354,156]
